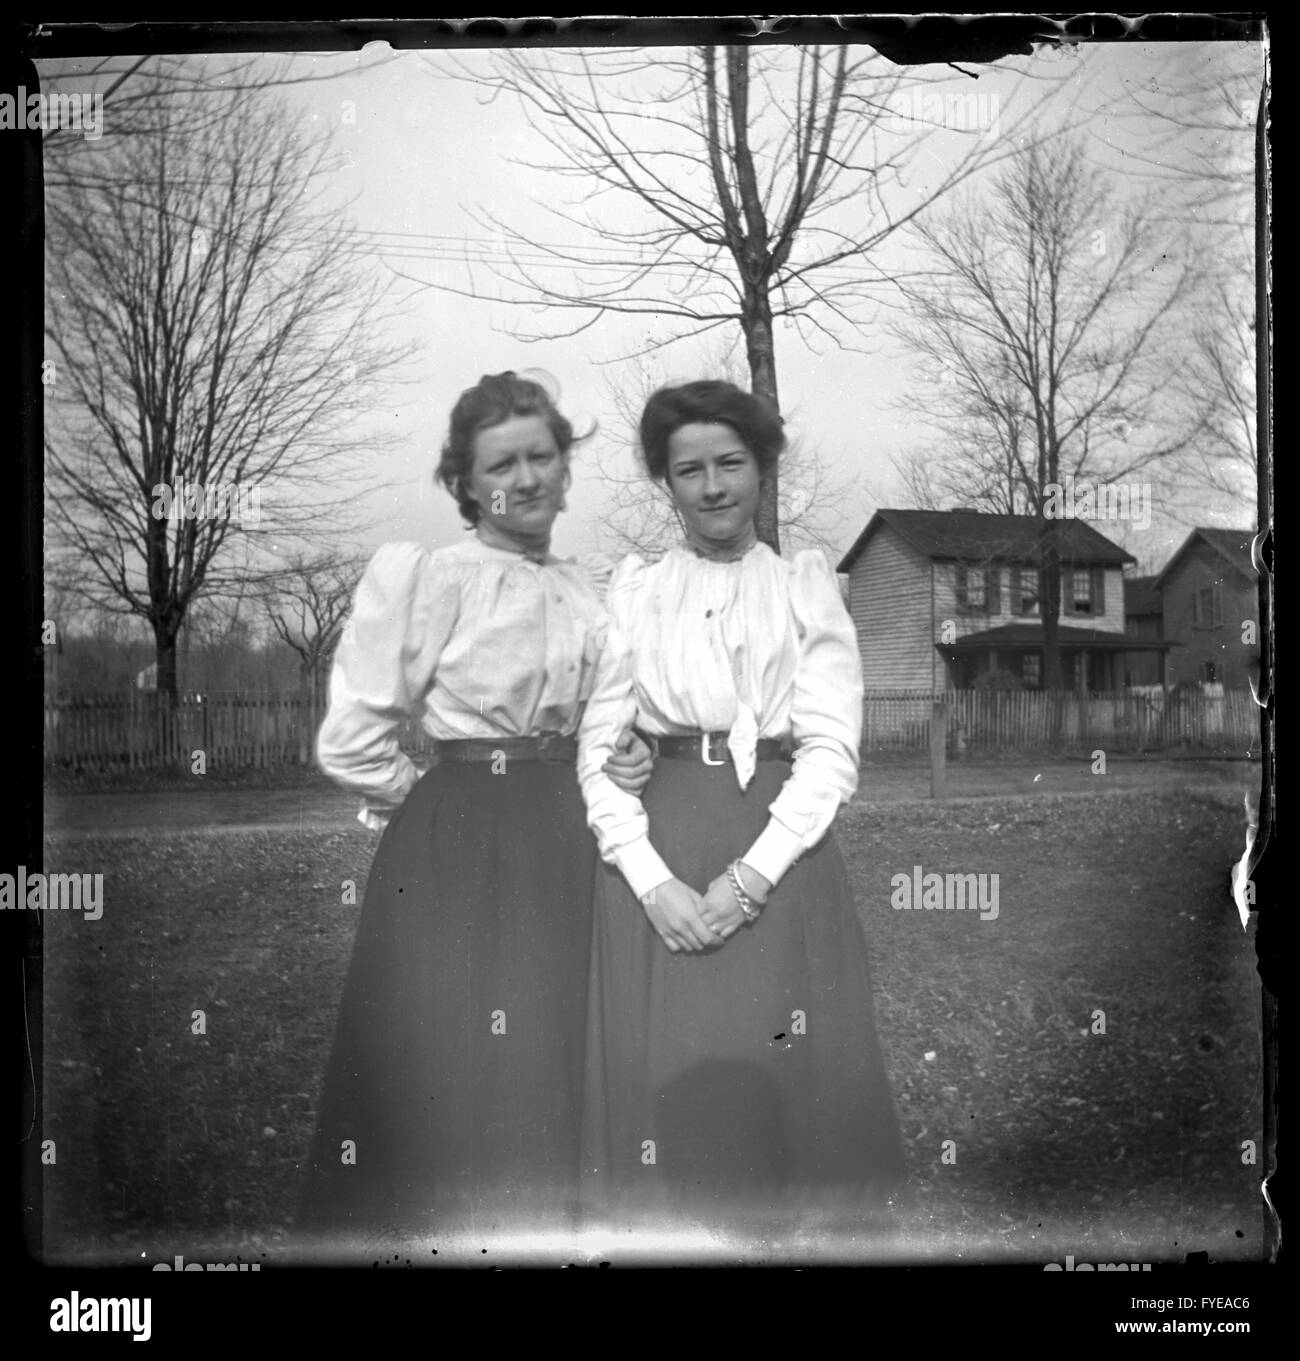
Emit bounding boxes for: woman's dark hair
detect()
[639,380,786,483]
[437,371,577,526]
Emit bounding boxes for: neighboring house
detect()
[837,508,1170,691]
[1154,527,1258,689]
[1122,575,1165,686]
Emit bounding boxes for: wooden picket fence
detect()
[44,686,1259,773]
[863,688,1259,756]
[44,691,318,772]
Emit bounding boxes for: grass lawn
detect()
[39,783,1263,1266]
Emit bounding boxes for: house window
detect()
[1012,566,1039,616]
[1022,653,1042,688]
[956,565,986,611]
[955,565,1000,613]
[1070,567,1093,615]
[1062,565,1107,617]
[1193,583,1224,629]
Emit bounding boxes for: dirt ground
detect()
[42,756,1262,837]
[36,754,1268,1268]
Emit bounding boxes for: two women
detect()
[302,372,902,1253]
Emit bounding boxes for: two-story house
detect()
[1153,527,1258,688]
[837,509,1170,691]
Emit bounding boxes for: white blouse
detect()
[577,541,863,900]
[318,536,610,829]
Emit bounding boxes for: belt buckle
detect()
[701,732,727,766]
[537,731,566,764]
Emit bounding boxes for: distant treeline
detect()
[45,636,318,697]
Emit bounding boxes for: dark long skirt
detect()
[296,760,596,1254]
[581,757,905,1246]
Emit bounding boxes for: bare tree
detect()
[1094,39,1260,235]
[38,51,399,190]
[257,553,364,758]
[411,44,1065,551]
[890,134,1206,687]
[44,63,412,700]
[260,553,365,701]
[1167,280,1256,517]
[891,367,1036,516]
[1091,40,1260,517]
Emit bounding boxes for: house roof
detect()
[937,623,1173,653]
[1124,574,1162,617]
[1151,526,1256,591]
[838,508,1136,574]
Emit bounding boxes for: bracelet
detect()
[734,859,769,906]
[727,861,761,923]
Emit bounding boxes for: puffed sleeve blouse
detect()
[577,540,864,900]
[318,536,608,828]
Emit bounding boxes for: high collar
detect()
[473,522,553,565]
[680,532,764,565]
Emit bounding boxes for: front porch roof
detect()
[937,623,1173,654]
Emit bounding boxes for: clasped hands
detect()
[602,730,772,953]
[641,863,772,955]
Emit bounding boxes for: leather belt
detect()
[650,731,794,765]
[433,733,577,764]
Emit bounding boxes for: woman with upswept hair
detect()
[578,380,904,1246]
[297,371,649,1254]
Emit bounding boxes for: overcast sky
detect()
[42,35,1262,578]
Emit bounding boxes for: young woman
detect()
[297,372,648,1255]
[577,381,905,1248]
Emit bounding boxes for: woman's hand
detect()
[641,879,723,954]
[699,861,773,940]
[698,875,747,940]
[604,729,654,794]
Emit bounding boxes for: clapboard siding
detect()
[1080,564,1127,632]
[847,527,941,689]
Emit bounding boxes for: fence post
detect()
[930,700,948,799]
